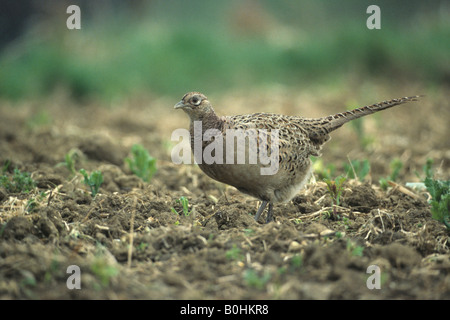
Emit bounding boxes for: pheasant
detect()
[175,92,420,223]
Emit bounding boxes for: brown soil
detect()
[0,87,449,299]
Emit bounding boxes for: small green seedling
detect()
[44,254,60,284]
[63,153,76,175]
[2,160,10,173]
[90,256,119,287]
[0,167,36,193]
[125,144,157,182]
[413,158,434,182]
[420,158,434,180]
[26,192,46,213]
[171,196,192,216]
[423,158,434,180]
[338,216,352,229]
[424,177,450,229]
[346,239,364,257]
[56,149,82,176]
[243,269,271,290]
[345,159,370,182]
[225,244,244,261]
[290,254,303,271]
[324,175,347,217]
[79,169,103,198]
[379,158,403,190]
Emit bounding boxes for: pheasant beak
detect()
[174,101,186,109]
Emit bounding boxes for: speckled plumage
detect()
[175,92,420,223]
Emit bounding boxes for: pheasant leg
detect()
[254,201,268,222]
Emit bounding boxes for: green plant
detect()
[2,160,10,173]
[44,254,61,284]
[290,254,303,271]
[379,158,403,190]
[19,270,37,299]
[225,244,244,261]
[0,168,36,193]
[125,144,157,182]
[79,169,103,198]
[171,196,192,216]
[422,158,434,178]
[137,242,149,251]
[324,175,347,217]
[346,239,364,257]
[91,256,119,287]
[424,177,450,229]
[345,159,370,182]
[63,153,76,175]
[26,192,46,213]
[338,216,352,229]
[57,149,82,176]
[243,269,271,290]
[413,158,434,182]
[322,210,332,219]
[422,158,434,180]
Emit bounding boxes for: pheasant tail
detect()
[322,95,421,133]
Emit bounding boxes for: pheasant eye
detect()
[191,97,201,106]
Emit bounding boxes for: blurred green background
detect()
[0,0,448,102]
